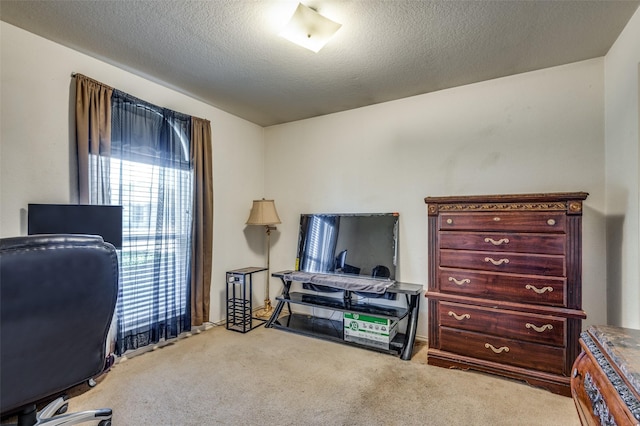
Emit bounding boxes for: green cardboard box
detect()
[343,312,398,350]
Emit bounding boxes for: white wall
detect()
[5,17,635,335]
[265,59,607,338]
[0,22,266,323]
[604,7,640,329]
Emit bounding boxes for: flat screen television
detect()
[28,203,123,249]
[295,212,399,281]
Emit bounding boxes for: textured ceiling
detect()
[1,1,639,127]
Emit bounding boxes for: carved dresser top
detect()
[589,325,640,396]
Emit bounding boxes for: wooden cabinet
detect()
[425,192,588,396]
[571,326,640,425]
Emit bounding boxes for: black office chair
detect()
[371,265,390,279]
[0,235,119,426]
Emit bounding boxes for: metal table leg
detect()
[401,294,420,360]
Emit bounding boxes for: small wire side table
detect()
[225,266,268,333]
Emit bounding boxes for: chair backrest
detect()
[372,265,390,279]
[334,249,347,271]
[0,235,119,415]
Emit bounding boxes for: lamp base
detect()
[256,299,273,319]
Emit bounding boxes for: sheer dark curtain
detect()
[103,90,193,354]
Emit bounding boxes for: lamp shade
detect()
[246,199,281,226]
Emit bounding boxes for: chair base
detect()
[8,396,112,426]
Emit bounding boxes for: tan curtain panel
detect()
[75,74,113,203]
[190,117,214,325]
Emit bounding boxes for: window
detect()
[110,157,192,335]
[90,90,193,354]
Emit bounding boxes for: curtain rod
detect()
[71,72,210,123]
[71,73,114,91]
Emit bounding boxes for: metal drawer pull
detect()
[547,219,556,226]
[484,257,509,266]
[493,217,501,221]
[448,311,470,321]
[525,323,554,332]
[448,277,470,286]
[485,343,509,354]
[446,218,453,224]
[484,237,509,246]
[525,284,554,294]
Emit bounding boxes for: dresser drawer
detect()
[440,249,565,276]
[439,327,566,375]
[439,231,565,255]
[439,301,566,346]
[439,212,566,233]
[439,268,566,306]
[570,351,625,426]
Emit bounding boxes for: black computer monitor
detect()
[28,204,123,249]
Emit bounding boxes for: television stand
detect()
[265,271,423,360]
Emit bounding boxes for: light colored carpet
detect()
[67,325,580,425]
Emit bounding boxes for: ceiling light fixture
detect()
[279,3,342,53]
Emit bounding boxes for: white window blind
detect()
[93,155,192,334]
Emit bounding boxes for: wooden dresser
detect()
[425,192,588,396]
[571,326,640,425]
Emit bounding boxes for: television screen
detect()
[28,204,123,249]
[295,213,399,280]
